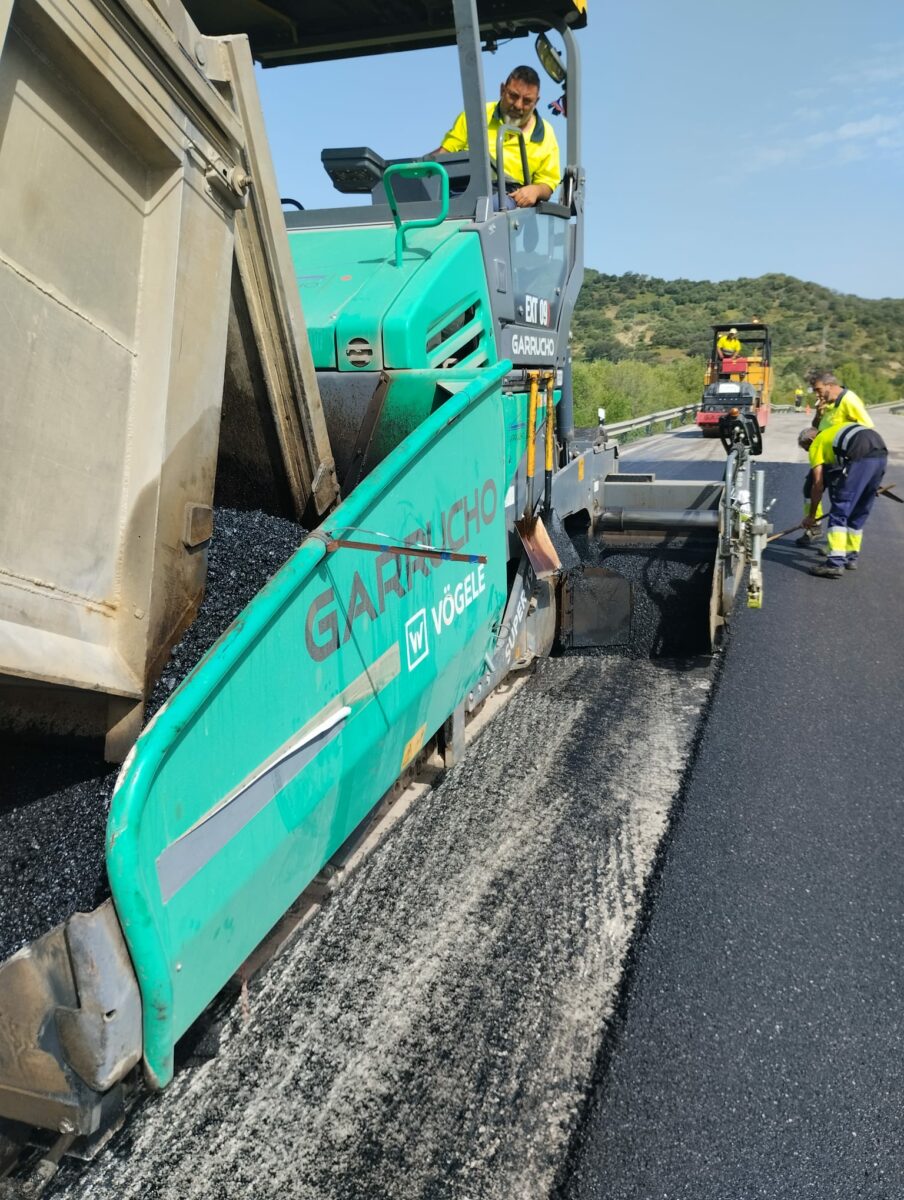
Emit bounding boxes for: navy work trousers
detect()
[825,455,887,566]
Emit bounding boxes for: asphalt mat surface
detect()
[559,457,904,1199]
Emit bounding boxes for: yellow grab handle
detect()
[545,374,555,472]
[526,371,539,482]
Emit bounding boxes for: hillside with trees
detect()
[570,271,904,426]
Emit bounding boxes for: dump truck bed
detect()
[0,0,336,759]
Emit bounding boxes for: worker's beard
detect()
[500,103,533,128]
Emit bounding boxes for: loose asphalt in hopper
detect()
[0,509,306,962]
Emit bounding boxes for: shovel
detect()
[767,483,901,544]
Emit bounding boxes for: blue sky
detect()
[255,0,903,299]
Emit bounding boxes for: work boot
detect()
[809,563,844,579]
[845,560,858,571]
[794,529,820,547]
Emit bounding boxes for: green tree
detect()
[571,270,903,404]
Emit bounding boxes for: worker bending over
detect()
[796,368,875,547]
[799,423,888,578]
[434,66,560,209]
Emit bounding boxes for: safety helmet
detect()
[729,327,738,335]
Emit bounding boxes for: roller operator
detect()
[716,327,742,364]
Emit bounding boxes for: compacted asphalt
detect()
[560,413,904,1199]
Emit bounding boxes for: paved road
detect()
[43,410,903,1200]
[560,410,904,1198]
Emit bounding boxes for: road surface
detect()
[45,411,904,1200]
[560,409,904,1199]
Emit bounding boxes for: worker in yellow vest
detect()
[716,328,742,375]
[808,369,874,431]
[796,369,875,547]
[798,423,888,578]
[434,66,561,210]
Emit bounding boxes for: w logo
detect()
[404,609,429,671]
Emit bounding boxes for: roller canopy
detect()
[182,0,587,65]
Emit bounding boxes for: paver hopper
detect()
[0,2,337,759]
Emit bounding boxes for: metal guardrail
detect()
[775,400,904,415]
[601,404,700,442]
[595,398,904,444]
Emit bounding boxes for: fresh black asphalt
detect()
[0,510,304,961]
[559,457,904,1199]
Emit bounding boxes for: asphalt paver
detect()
[23,424,902,1198]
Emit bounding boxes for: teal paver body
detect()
[108,360,512,1086]
[290,223,495,373]
[108,204,561,1087]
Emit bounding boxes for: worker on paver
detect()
[795,369,876,547]
[798,423,888,578]
[433,66,561,209]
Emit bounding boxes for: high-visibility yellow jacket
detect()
[440,101,561,191]
[816,388,873,432]
[716,335,742,356]
[809,422,887,467]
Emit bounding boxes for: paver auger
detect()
[0,0,768,1172]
